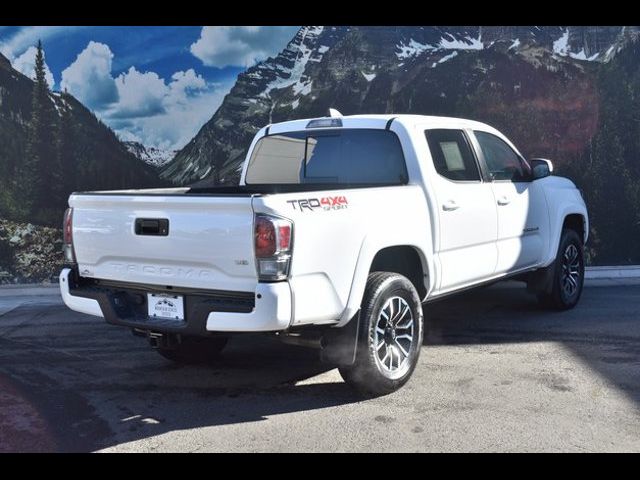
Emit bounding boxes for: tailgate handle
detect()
[135,218,169,236]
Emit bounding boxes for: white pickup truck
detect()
[60,112,588,395]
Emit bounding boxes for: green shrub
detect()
[0,236,15,274]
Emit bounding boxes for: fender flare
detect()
[336,236,434,327]
[544,206,589,266]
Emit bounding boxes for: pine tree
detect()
[18,40,59,221]
[54,90,76,201]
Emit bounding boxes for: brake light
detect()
[255,216,276,258]
[254,214,293,281]
[62,208,76,264]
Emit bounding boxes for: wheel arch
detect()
[563,213,587,244]
[369,246,428,299]
[544,207,589,266]
[338,241,433,326]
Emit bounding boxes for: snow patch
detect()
[362,71,377,82]
[318,45,330,54]
[293,81,312,96]
[395,39,436,59]
[553,29,570,55]
[291,99,300,109]
[439,35,484,50]
[431,51,458,68]
[124,141,175,167]
[509,39,521,50]
[260,26,325,99]
[569,50,599,61]
[553,30,600,61]
[604,44,618,60]
[49,94,62,114]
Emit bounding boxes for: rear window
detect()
[244,129,408,185]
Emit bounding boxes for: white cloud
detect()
[167,69,207,105]
[57,40,234,150]
[112,81,233,151]
[107,66,209,119]
[60,41,118,110]
[111,67,168,118]
[108,67,222,150]
[0,26,86,59]
[190,26,299,68]
[12,46,55,87]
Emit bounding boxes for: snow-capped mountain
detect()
[161,26,640,186]
[124,141,176,168]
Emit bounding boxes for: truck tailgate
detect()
[69,193,258,291]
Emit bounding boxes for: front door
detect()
[425,129,499,292]
[471,130,549,273]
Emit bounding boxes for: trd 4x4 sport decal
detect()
[286,196,348,212]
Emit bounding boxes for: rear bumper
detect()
[60,268,104,317]
[206,282,291,332]
[59,268,292,334]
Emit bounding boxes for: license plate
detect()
[147,293,184,321]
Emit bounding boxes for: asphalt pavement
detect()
[0,281,639,452]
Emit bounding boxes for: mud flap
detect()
[320,311,361,366]
[527,260,556,295]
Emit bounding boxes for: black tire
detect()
[156,336,229,364]
[339,272,424,396]
[537,228,585,310]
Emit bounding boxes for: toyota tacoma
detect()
[60,112,589,395]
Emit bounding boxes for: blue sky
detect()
[0,26,300,150]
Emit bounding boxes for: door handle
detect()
[497,196,511,206]
[135,218,169,236]
[442,200,460,211]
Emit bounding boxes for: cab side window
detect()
[474,131,532,182]
[425,129,481,182]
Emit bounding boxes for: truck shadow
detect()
[0,303,361,452]
[0,283,638,452]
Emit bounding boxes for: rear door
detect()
[425,129,498,292]
[70,193,258,291]
[470,130,549,273]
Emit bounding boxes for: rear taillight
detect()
[63,207,76,264]
[254,214,293,281]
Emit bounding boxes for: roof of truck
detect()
[267,114,497,135]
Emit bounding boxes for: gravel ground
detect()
[0,282,639,452]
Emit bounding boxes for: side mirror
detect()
[530,158,554,180]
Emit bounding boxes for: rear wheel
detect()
[339,272,423,396]
[538,228,584,310]
[156,336,229,364]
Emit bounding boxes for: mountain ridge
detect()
[161,26,640,186]
[123,141,176,168]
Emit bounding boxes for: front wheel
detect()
[538,228,585,310]
[339,272,424,396]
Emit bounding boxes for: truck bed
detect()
[74,182,401,196]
